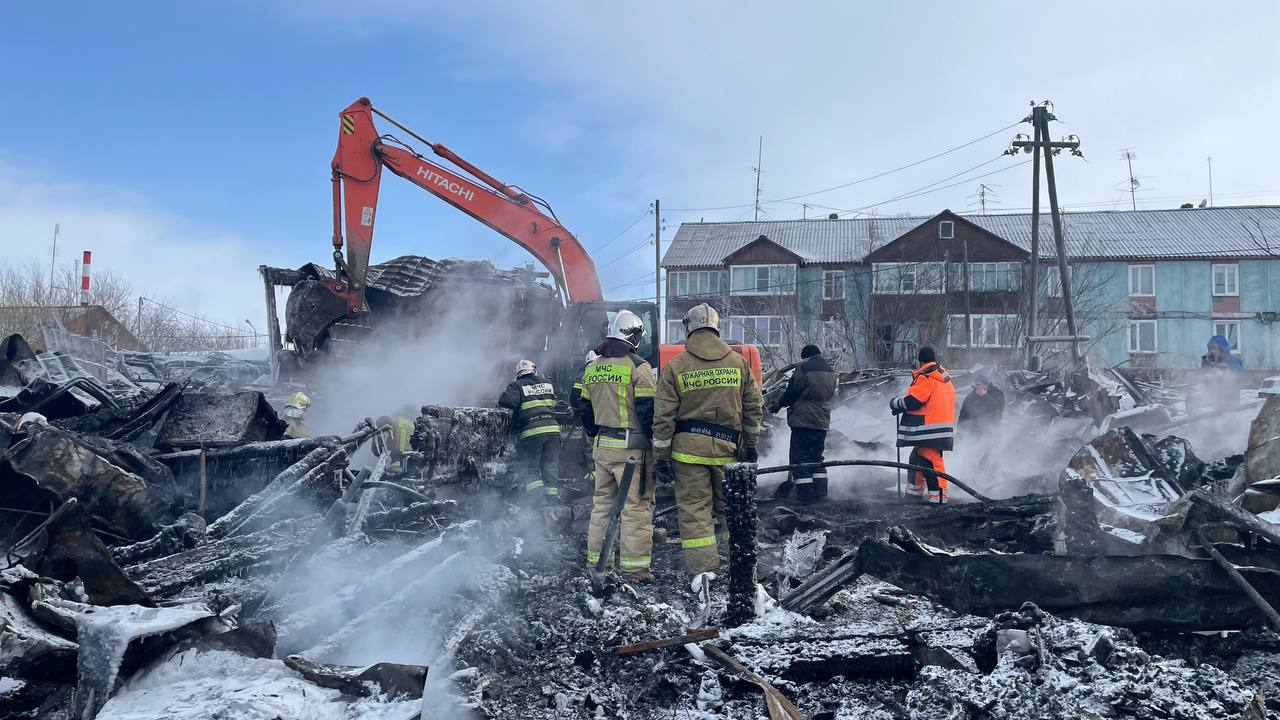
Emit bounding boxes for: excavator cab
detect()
[546,301,659,405]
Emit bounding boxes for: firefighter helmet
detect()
[607,310,645,349]
[682,303,720,335]
[286,391,311,411]
[515,359,537,378]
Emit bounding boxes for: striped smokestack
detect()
[80,251,91,306]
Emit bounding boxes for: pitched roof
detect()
[661,206,1280,268]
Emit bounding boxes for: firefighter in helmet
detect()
[653,303,764,578]
[578,310,657,580]
[498,359,561,505]
[283,391,311,439]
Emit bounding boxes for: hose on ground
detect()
[753,459,994,503]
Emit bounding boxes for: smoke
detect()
[302,282,523,437]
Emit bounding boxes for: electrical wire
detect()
[665,121,1023,213]
[593,207,653,253]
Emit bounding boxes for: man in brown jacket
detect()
[653,304,764,577]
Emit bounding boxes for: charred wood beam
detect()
[125,515,320,598]
[109,513,207,566]
[613,628,719,655]
[725,462,759,627]
[218,448,346,538]
[362,479,430,503]
[1189,490,1280,549]
[1197,529,1280,632]
[204,446,335,541]
[701,644,804,720]
[361,500,457,533]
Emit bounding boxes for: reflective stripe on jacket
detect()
[893,362,956,450]
[578,351,655,450]
[653,329,764,465]
[498,373,561,440]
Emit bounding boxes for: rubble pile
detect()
[2,332,1279,718]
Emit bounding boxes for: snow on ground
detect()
[97,649,420,720]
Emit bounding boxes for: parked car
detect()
[1258,375,1280,398]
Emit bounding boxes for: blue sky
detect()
[3,1,1278,323]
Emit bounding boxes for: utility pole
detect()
[962,236,972,353]
[49,223,61,302]
[1009,102,1085,367]
[1121,149,1139,210]
[752,137,763,222]
[1207,156,1214,206]
[654,199,662,345]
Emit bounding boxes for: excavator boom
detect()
[330,97,602,314]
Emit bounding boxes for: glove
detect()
[736,444,758,463]
[655,460,675,486]
[889,397,904,415]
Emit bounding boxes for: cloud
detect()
[0,154,277,326]
[266,0,1280,226]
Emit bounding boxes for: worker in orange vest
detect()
[889,347,956,505]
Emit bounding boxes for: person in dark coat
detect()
[958,372,1005,440]
[769,345,838,501]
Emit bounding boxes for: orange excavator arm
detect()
[329,97,602,315]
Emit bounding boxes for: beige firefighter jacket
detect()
[653,329,764,465]
[579,351,656,450]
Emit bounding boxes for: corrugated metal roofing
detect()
[661,206,1280,268]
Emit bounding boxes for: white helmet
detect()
[515,359,537,378]
[683,303,720,335]
[608,310,645,349]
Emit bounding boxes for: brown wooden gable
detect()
[865,210,1029,263]
[720,235,806,266]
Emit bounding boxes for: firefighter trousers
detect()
[586,448,654,577]
[907,446,948,504]
[516,434,560,503]
[789,427,828,501]
[673,461,728,576]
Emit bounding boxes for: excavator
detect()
[271,97,658,401]
[267,97,760,403]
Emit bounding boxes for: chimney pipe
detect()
[80,251,91,306]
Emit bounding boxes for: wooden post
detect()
[198,445,208,515]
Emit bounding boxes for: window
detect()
[1128,264,1155,297]
[1046,266,1072,297]
[666,319,687,344]
[669,270,723,298]
[946,262,1022,292]
[729,265,795,295]
[1128,320,1157,353]
[872,262,944,294]
[1212,264,1239,297]
[1214,320,1240,351]
[939,221,955,239]
[723,316,785,347]
[823,270,845,300]
[946,314,1018,348]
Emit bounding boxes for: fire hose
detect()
[753,459,993,503]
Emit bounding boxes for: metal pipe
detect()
[1197,529,1280,632]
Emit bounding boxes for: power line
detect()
[665,121,1022,213]
[592,206,653,253]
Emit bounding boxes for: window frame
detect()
[947,313,1018,348]
[939,220,955,239]
[729,264,796,296]
[1213,320,1241,352]
[1047,266,1072,297]
[668,270,722,299]
[823,270,845,300]
[1212,263,1239,297]
[1128,264,1156,297]
[1128,319,1157,354]
[872,262,944,294]
[666,319,687,344]
[723,315,786,347]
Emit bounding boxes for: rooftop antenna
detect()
[49,223,61,298]
[1121,148,1139,210]
[970,183,1001,214]
[753,136,763,221]
[1207,156,1214,207]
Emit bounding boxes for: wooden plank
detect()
[613,628,719,655]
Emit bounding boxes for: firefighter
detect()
[578,310,656,580]
[768,344,838,502]
[889,346,956,505]
[498,360,561,504]
[283,392,311,439]
[375,411,417,473]
[653,304,764,577]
